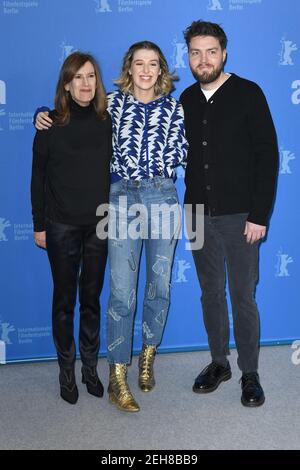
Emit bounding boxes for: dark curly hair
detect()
[184,20,228,50]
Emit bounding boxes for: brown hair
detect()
[54,52,107,125]
[115,41,176,96]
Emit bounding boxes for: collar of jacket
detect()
[125,92,168,108]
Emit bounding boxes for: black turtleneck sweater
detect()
[31,100,112,231]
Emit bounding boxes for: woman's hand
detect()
[34,231,46,249]
[35,112,53,130]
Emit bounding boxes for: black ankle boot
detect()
[81,365,104,398]
[59,369,78,405]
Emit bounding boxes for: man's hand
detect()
[34,231,46,249]
[244,221,266,244]
[35,112,53,130]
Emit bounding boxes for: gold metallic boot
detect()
[108,364,140,412]
[138,344,156,392]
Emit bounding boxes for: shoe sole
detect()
[139,382,155,393]
[60,391,78,405]
[139,386,155,393]
[108,392,140,412]
[241,395,265,407]
[192,371,232,394]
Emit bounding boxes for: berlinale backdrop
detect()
[0,0,299,363]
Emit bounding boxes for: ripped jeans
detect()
[106,177,181,364]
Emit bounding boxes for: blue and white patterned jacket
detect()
[107,90,188,181]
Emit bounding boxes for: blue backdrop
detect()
[0,0,299,363]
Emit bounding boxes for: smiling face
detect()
[129,48,161,99]
[64,61,96,106]
[188,35,226,86]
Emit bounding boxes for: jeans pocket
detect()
[109,180,124,197]
[160,180,178,201]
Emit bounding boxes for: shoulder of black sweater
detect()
[33,103,111,151]
[180,73,266,101]
[229,74,272,115]
[49,109,58,121]
[179,82,201,103]
[228,73,267,96]
[32,110,56,153]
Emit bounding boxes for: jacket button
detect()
[206,185,211,190]
[202,141,208,146]
[204,164,209,169]
[203,119,207,124]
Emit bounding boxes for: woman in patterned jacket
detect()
[35,41,188,413]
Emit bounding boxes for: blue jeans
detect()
[106,177,181,364]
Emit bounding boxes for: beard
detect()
[192,62,224,85]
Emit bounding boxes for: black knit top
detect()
[180,74,278,226]
[31,99,112,231]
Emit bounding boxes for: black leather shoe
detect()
[240,372,265,407]
[82,365,104,398]
[59,369,78,405]
[193,361,232,393]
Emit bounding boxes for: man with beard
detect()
[180,21,278,407]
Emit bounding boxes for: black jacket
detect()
[180,73,278,226]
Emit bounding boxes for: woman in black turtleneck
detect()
[31,52,111,405]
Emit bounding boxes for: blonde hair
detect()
[115,41,177,95]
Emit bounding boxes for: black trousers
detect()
[192,214,260,374]
[46,220,107,370]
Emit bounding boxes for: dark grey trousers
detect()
[192,213,260,373]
